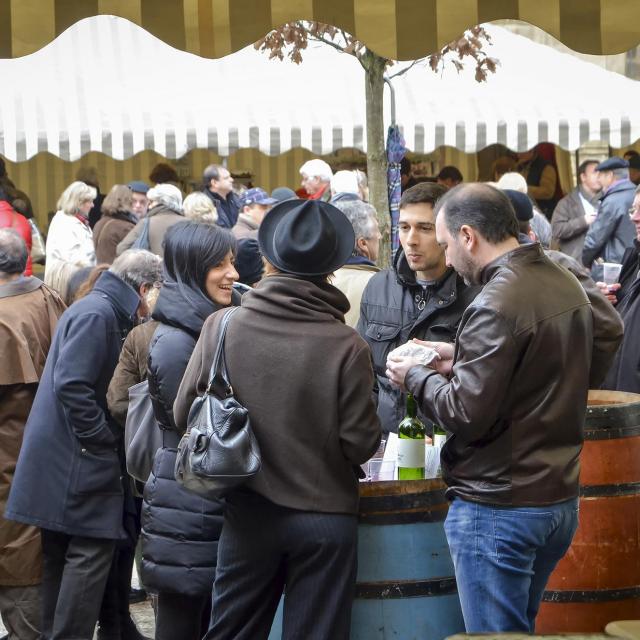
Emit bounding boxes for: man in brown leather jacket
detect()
[386,183,623,634]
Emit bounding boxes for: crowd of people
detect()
[0,147,636,639]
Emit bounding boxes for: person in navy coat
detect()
[6,249,162,640]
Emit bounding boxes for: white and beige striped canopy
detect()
[1,16,639,162]
[1,0,639,59]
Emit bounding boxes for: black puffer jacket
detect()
[356,249,480,434]
[141,278,239,596]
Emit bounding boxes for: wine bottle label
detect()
[397,438,425,469]
[433,433,446,449]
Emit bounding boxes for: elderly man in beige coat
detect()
[331,199,381,327]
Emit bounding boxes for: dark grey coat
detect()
[5,271,140,539]
[551,187,594,261]
[582,179,636,268]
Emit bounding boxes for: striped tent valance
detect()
[1,18,639,162]
[1,0,640,60]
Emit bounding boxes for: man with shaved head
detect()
[386,183,622,633]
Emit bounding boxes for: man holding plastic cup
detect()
[603,185,640,391]
[582,157,636,281]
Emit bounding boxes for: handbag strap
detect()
[205,307,239,397]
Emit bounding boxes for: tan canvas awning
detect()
[1,0,639,59]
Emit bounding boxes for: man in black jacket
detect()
[603,185,640,392]
[386,184,622,634]
[201,164,241,228]
[357,182,479,435]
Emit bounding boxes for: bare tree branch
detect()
[386,58,423,80]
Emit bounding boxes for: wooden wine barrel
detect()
[351,478,464,640]
[536,390,640,633]
[269,478,464,640]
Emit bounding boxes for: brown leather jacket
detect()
[406,243,623,506]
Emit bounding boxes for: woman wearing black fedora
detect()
[175,199,382,640]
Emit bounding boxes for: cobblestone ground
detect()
[0,569,157,639]
[130,598,156,638]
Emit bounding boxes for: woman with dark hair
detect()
[140,221,239,640]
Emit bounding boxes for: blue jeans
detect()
[444,496,579,633]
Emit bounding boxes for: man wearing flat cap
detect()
[502,189,623,379]
[128,181,150,219]
[582,157,636,277]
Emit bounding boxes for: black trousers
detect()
[98,494,142,635]
[204,491,358,640]
[41,529,115,640]
[155,591,211,640]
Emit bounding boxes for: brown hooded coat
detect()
[0,277,66,585]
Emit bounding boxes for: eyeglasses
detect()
[628,206,640,216]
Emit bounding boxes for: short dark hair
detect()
[435,183,519,244]
[437,166,463,183]
[400,182,447,209]
[578,159,599,179]
[163,221,237,297]
[202,164,226,189]
[400,157,411,177]
[0,228,28,275]
[149,163,179,185]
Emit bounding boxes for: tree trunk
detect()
[361,49,390,268]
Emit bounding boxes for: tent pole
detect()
[383,77,396,125]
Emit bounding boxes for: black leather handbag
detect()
[174,307,261,499]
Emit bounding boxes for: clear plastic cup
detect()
[602,262,623,285]
[368,459,396,482]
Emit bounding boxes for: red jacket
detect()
[0,201,32,275]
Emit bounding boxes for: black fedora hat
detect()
[258,199,355,276]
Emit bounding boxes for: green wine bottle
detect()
[432,424,447,477]
[432,424,447,449]
[397,393,426,480]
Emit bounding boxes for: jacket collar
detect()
[577,186,600,205]
[152,277,222,337]
[236,213,259,231]
[602,178,636,199]
[394,247,449,290]
[91,271,141,325]
[480,242,544,285]
[147,204,183,218]
[0,275,42,299]
[104,209,139,225]
[345,254,377,268]
[245,273,349,323]
[206,188,235,205]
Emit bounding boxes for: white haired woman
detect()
[183,192,218,225]
[116,184,185,258]
[44,181,97,299]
